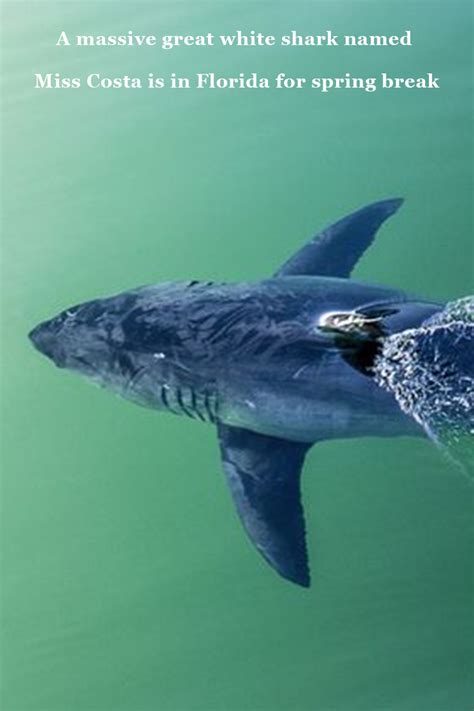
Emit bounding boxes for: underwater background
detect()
[1,2,473,710]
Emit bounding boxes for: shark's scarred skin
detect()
[30,199,442,587]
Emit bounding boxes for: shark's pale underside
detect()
[30,199,443,587]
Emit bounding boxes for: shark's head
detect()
[31,302,107,376]
[29,293,135,382]
[28,286,190,410]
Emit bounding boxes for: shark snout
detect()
[29,319,66,366]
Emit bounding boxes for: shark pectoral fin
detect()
[217,424,312,587]
[275,197,404,278]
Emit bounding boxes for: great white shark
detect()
[30,199,443,587]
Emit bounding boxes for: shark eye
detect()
[56,309,74,326]
[56,305,82,324]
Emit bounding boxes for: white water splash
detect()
[374,297,474,475]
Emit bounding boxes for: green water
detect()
[1,2,473,710]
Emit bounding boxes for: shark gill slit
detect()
[176,386,195,418]
[204,391,217,423]
[190,387,207,421]
[160,384,178,414]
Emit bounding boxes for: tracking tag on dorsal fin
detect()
[275,198,404,279]
[217,424,313,587]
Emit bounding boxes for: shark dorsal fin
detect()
[218,424,312,587]
[275,198,404,278]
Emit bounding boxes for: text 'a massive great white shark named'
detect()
[30,199,443,587]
